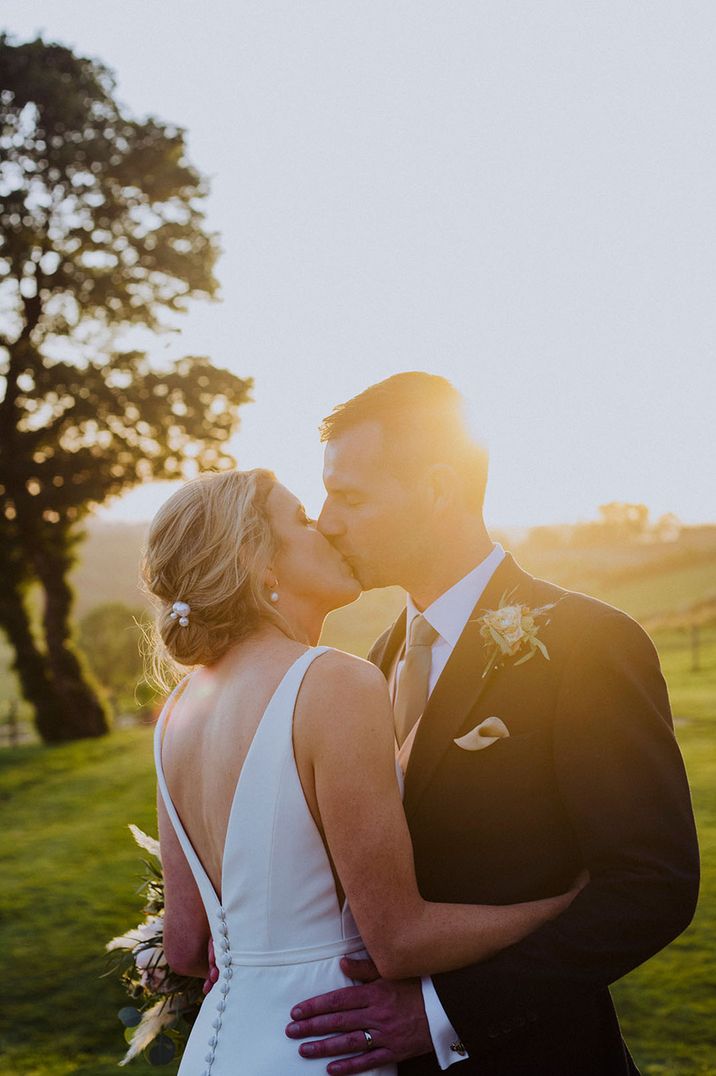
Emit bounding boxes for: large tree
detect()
[0,36,252,742]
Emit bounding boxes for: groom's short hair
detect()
[319,372,488,513]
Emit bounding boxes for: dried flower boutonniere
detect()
[475,589,558,679]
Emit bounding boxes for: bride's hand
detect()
[549,867,590,916]
[572,867,590,894]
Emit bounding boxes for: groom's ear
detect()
[425,463,460,513]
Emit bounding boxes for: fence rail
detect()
[649,625,716,672]
[1,625,714,749]
[0,702,27,748]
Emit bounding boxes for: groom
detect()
[285,372,699,1075]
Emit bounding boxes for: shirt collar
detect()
[406,543,506,650]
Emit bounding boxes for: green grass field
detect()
[0,630,714,1075]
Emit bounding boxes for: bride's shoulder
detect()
[310,647,388,686]
[300,648,391,714]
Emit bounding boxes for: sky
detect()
[3,1,714,528]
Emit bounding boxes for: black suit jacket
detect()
[368,554,699,1076]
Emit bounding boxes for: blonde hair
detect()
[140,468,281,685]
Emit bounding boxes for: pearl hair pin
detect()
[169,600,191,627]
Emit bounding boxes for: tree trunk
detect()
[33,542,110,741]
[0,577,70,742]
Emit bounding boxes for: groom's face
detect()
[318,420,425,590]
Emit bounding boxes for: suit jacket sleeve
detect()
[431,609,700,1057]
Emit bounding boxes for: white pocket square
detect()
[454,716,510,751]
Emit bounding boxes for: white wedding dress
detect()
[154,646,397,1075]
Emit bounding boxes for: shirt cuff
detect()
[421,976,469,1068]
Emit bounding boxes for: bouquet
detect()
[105,825,204,1066]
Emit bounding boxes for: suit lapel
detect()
[372,606,407,679]
[402,553,536,821]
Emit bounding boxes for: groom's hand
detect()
[285,956,433,1074]
[202,937,219,996]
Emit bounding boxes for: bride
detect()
[141,468,581,1075]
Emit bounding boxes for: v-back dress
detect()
[154,646,397,1075]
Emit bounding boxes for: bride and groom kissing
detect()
[144,372,699,1075]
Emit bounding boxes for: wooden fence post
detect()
[8,701,19,747]
[690,624,701,672]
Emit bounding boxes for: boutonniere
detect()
[474,589,558,679]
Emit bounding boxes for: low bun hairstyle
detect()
[140,468,281,681]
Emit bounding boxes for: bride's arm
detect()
[157,792,211,978]
[297,652,581,982]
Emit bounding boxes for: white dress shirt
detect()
[393,543,506,1069]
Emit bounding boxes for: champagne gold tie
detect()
[394,614,438,748]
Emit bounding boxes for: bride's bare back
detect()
[160,631,321,900]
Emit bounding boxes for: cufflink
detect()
[450,1040,467,1056]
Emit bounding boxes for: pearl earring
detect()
[268,574,279,603]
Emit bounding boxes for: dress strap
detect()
[153,673,223,915]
